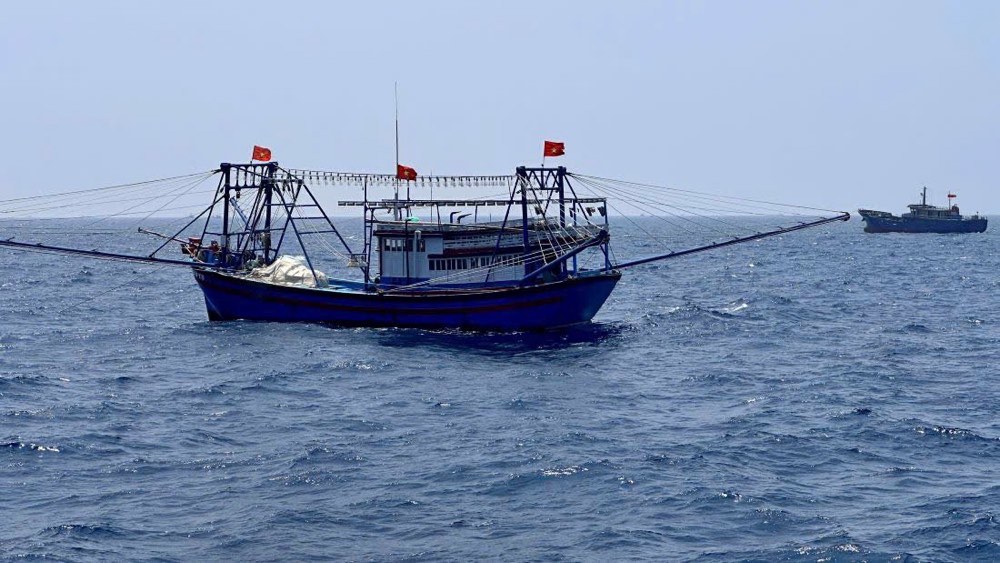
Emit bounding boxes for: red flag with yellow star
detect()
[251,145,272,162]
[396,164,417,181]
[543,141,565,157]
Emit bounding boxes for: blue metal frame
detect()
[195,163,358,277]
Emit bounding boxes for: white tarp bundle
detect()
[249,255,329,288]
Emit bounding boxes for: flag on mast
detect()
[396,164,417,181]
[543,141,565,157]
[251,145,272,162]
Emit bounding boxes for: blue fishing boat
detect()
[859,187,987,233]
[0,160,848,331]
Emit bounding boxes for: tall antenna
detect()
[394,82,400,170]
[394,82,400,220]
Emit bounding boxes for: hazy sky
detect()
[2,1,998,213]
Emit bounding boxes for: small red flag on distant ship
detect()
[396,164,418,181]
[251,145,272,162]
[947,192,956,199]
[543,141,566,157]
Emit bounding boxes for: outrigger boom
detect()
[609,212,850,270]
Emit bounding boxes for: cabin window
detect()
[382,238,419,252]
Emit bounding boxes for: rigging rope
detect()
[571,173,842,215]
[0,171,217,206]
[0,172,218,219]
[574,176,753,236]
[566,173,847,267]
[77,173,216,231]
[55,264,171,315]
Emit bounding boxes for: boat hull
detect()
[859,213,987,233]
[192,269,621,331]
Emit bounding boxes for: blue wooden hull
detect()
[192,269,621,331]
[861,215,987,233]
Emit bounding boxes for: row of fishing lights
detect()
[289,170,509,189]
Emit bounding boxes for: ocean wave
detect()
[289,446,367,469]
[912,423,999,443]
[484,460,614,495]
[1,440,60,453]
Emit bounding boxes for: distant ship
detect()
[858,187,987,233]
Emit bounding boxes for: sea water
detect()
[1,219,998,560]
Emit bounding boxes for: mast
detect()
[263,170,272,263]
[394,82,401,221]
[518,167,530,275]
[222,165,230,255]
[395,83,412,282]
[922,186,927,206]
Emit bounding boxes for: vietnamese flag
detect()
[251,145,272,162]
[396,164,417,181]
[543,140,565,157]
